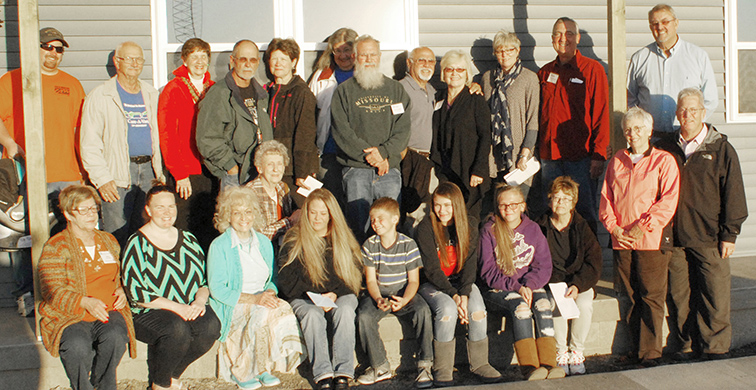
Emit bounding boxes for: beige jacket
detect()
[80,77,164,188]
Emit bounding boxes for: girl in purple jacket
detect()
[479,184,563,381]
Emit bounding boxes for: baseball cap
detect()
[40,27,69,47]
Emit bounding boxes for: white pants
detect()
[551,288,594,354]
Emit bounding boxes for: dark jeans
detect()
[170,168,219,252]
[482,288,554,342]
[357,294,433,368]
[667,247,731,354]
[58,311,129,390]
[614,249,670,360]
[100,161,155,247]
[133,306,221,387]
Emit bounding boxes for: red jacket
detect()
[158,65,214,181]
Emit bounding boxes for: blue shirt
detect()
[627,38,718,133]
[117,81,153,156]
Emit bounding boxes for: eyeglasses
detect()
[72,205,100,215]
[551,196,574,204]
[40,43,64,54]
[677,107,703,115]
[552,31,577,38]
[412,58,436,66]
[231,210,255,218]
[116,56,145,65]
[650,19,676,28]
[498,202,524,211]
[623,125,648,134]
[443,67,466,74]
[494,48,518,56]
[357,53,380,60]
[333,46,353,55]
[232,56,259,65]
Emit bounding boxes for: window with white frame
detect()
[150,0,419,88]
[726,0,756,122]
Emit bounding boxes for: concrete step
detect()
[0,252,19,309]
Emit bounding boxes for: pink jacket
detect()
[600,147,680,250]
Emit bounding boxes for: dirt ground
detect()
[48,340,756,390]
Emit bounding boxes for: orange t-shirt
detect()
[438,243,458,277]
[78,236,119,322]
[0,69,85,182]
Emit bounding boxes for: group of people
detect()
[0,2,748,390]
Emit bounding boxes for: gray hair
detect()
[409,46,434,61]
[231,39,259,58]
[622,106,654,131]
[254,139,290,168]
[553,17,580,34]
[677,88,705,107]
[213,186,262,233]
[493,30,521,52]
[440,50,474,86]
[355,35,380,53]
[649,4,677,21]
[115,41,142,57]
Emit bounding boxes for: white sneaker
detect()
[557,351,571,376]
[17,292,34,317]
[569,351,586,375]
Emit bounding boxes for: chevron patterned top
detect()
[122,229,207,314]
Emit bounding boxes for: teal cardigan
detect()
[207,229,276,341]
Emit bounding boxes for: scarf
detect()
[489,59,522,171]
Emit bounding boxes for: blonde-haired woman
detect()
[415,182,501,386]
[277,188,362,390]
[479,184,563,381]
[431,50,491,222]
[207,186,306,390]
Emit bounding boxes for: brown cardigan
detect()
[37,228,137,358]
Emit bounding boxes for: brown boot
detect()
[432,339,455,387]
[515,338,547,381]
[467,337,502,383]
[536,337,566,379]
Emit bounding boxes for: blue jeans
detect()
[342,167,401,242]
[418,283,487,343]
[290,294,358,382]
[540,158,597,226]
[482,288,554,342]
[100,161,154,246]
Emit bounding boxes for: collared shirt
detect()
[400,75,436,152]
[246,177,293,241]
[679,123,709,159]
[230,227,269,294]
[627,38,718,133]
[537,50,610,161]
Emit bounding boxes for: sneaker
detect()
[333,376,350,390]
[569,351,586,375]
[415,364,433,389]
[357,366,392,385]
[256,372,281,387]
[17,292,34,317]
[557,352,571,376]
[315,378,332,390]
[230,373,262,390]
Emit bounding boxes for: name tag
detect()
[100,251,116,264]
[391,103,405,115]
[547,72,559,84]
[434,101,443,111]
[569,77,584,84]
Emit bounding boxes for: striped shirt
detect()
[362,233,422,296]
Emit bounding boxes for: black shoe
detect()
[316,378,332,390]
[333,376,350,390]
[706,352,729,361]
[640,358,661,368]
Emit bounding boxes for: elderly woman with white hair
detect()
[245,140,301,247]
[207,186,306,389]
[481,31,540,196]
[431,50,492,222]
[599,106,680,366]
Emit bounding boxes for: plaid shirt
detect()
[247,177,294,240]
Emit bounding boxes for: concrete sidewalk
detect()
[445,356,756,390]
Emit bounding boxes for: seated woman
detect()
[415,182,501,386]
[535,176,602,375]
[479,184,563,380]
[245,140,301,247]
[207,186,306,389]
[277,189,362,390]
[38,185,135,390]
[121,185,221,390]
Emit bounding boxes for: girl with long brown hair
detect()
[277,188,362,390]
[415,182,501,386]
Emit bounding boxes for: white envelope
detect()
[549,282,580,320]
[307,291,338,308]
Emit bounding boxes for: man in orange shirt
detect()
[0,27,85,315]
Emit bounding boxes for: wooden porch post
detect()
[608,0,627,154]
[18,0,48,338]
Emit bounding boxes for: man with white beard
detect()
[398,47,438,231]
[331,35,411,242]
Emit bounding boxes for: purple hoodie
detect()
[479,214,552,291]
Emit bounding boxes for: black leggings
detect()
[133,306,220,387]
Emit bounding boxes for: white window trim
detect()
[725,0,756,123]
[150,0,419,89]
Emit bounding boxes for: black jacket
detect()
[655,125,747,247]
[415,217,479,297]
[535,211,602,293]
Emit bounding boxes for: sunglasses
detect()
[40,43,65,54]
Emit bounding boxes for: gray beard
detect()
[354,65,385,90]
